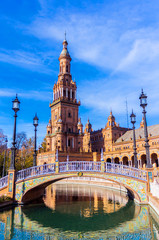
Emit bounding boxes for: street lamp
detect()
[130,110,138,168]
[2,137,8,177]
[33,113,39,166]
[139,89,152,168]
[10,94,20,170]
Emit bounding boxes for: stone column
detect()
[70,89,72,99]
[66,88,68,98]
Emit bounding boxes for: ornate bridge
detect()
[0,161,152,204]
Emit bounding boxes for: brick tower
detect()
[46,37,81,152]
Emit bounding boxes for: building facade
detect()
[37,39,159,169]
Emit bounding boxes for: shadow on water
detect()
[22,200,136,232]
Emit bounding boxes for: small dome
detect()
[60,48,70,58]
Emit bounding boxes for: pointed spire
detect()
[64,31,66,41]
[63,31,68,49]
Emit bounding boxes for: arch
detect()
[20,175,142,204]
[141,154,146,168]
[106,158,111,163]
[122,156,128,166]
[114,157,119,164]
[131,155,134,167]
[151,153,158,167]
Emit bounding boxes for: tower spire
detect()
[64,31,66,41]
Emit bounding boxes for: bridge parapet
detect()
[15,162,147,182]
[0,176,8,190]
[16,163,56,182]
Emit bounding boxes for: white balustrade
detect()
[16,163,56,182]
[0,175,8,189]
[0,162,147,188]
[105,162,147,181]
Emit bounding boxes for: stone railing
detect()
[16,163,56,182]
[0,162,147,188]
[104,162,147,181]
[0,175,8,190]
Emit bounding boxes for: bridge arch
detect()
[16,173,146,204]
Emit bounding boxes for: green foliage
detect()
[15,135,34,171]
[39,137,47,153]
[0,195,12,203]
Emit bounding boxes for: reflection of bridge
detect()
[0,203,154,240]
[0,161,152,204]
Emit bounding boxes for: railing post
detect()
[7,169,16,202]
[66,155,69,171]
[55,149,59,173]
[100,148,105,172]
[146,168,154,192]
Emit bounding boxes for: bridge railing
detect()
[59,161,101,172]
[15,161,147,182]
[105,163,147,181]
[16,163,56,182]
[0,175,8,189]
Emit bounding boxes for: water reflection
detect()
[43,183,129,215]
[0,183,158,239]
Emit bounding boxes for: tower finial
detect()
[64,31,66,41]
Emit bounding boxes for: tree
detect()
[0,129,7,177]
[39,138,47,153]
[15,133,34,171]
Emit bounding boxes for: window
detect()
[63,90,66,97]
[68,112,71,118]
[68,139,71,147]
[48,131,50,134]
[66,65,68,72]
[68,128,71,133]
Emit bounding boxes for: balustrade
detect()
[0,162,147,189]
[16,163,56,182]
[0,175,8,189]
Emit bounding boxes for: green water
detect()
[0,183,159,239]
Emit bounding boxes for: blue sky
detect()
[0,0,159,147]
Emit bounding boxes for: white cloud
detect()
[0,48,54,74]
[5,0,159,131]
[0,88,52,102]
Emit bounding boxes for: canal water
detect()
[0,183,159,240]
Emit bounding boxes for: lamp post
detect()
[139,89,152,168]
[10,95,20,170]
[130,110,138,168]
[33,113,39,166]
[2,137,8,177]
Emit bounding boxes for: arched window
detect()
[66,65,68,72]
[68,111,71,118]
